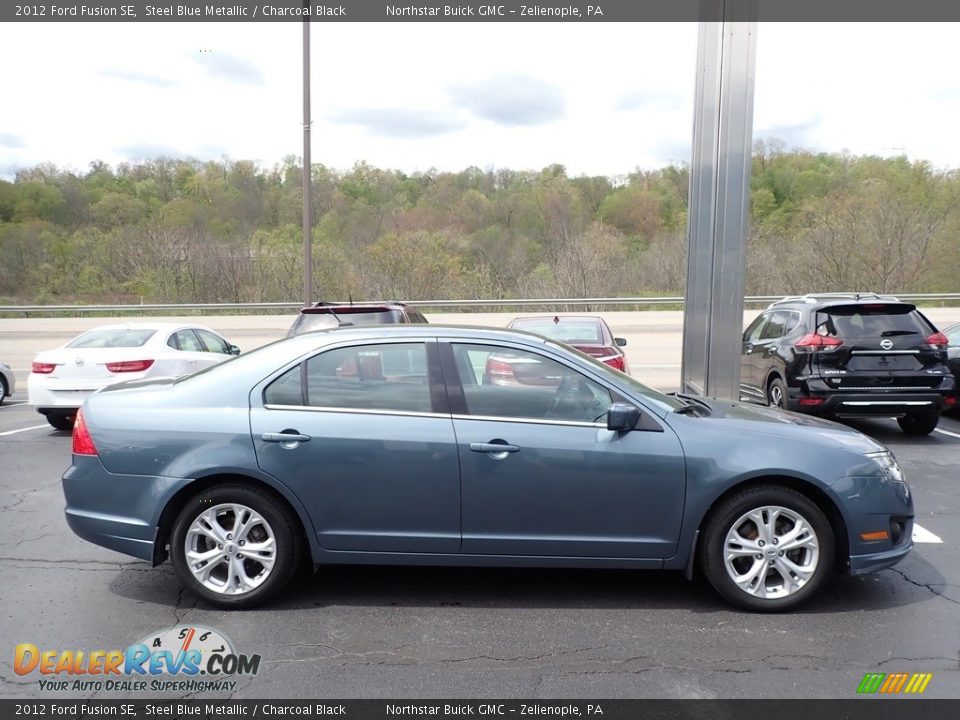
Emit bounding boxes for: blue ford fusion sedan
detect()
[62,326,913,611]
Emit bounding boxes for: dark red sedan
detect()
[507,315,630,374]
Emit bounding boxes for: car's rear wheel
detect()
[170,484,303,609]
[47,413,75,431]
[766,377,787,409]
[700,485,834,612]
[897,414,939,435]
[0,377,7,405]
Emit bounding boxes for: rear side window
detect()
[816,304,933,338]
[68,329,155,348]
[264,343,431,413]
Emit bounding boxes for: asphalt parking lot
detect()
[1,312,959,699]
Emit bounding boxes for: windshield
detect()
[67,328,156,348]
[512,318,604,344]
[545,339,685,413]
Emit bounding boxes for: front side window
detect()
[194,329,229,354]
[452,343,611,423]
[743,315,768,343]
[264,342,431,414]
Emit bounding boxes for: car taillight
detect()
[925,332,948,350]
[945,396,956,407]
[602,355,626,372]
[72,408,98,456]
[795,333,843,352]
[485,357,517,383]
[105,359,155,373]
[32,362,56,374]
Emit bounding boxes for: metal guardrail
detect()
[1,294,959,315]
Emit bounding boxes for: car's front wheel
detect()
[700,485,835,612]
[897,414,939,436]
[766,377,787,409]
[170,484,303,608]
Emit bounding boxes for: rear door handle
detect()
[261,431,311,443]
[469,442,520,454]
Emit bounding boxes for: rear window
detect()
[67,329,156,348]
[511,319,604,344]
[289,309,404,336]
[815,304,932,338]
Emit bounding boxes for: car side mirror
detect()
[228,344,241,356]
[614,337,627,347]
[606,402,640,432]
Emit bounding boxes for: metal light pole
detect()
[302,9,313,307]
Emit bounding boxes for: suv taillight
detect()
[795,334,843,352]
[925,332,948,350]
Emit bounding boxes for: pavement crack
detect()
[890,568,960,605]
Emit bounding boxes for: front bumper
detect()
[62,455,192,562]
[832,474,914,575]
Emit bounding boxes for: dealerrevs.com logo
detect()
[14,625,260,693]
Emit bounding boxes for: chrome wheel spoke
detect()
[184,501,277,596]
[723,504,820,600]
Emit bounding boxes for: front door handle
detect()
[469,442,520,454]
[262,431,311,443]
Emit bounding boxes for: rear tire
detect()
[897,414,939,435]
[47,413,75,431]
[170,484,303,609]
[0,377,7,405]
[700,485,834,612]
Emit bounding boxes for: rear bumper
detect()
[787,389,948,417]
[27,377,95,411]
[62,455,192,562]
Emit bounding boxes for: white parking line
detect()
[0,424,49,436]
[0,402,28,410]
[912,524,944,544]
[933,428,960,440]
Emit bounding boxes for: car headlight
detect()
[865,450,908,498]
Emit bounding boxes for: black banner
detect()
[5,0,960,23]
[1,700,958,720]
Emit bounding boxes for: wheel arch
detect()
[152,472,315,567]
[694,475,850,574]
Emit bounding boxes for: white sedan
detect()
[28,322,240,430]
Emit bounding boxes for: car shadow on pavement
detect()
[109,553,949,616]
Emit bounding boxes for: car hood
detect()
[681,397,887,455]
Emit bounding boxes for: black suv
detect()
[287,301,428,337]
[740,293,955,435]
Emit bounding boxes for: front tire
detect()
[897,414,939,435]
[170,484,303,609]
[700,485,835,612]
[766,377,787,409]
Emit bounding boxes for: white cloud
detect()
[0,22,958,180]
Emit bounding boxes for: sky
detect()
[1,22,959,180]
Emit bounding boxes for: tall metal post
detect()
[681,1,757,399]
[302,11,313,307]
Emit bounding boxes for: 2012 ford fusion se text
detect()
[61,326,913,611]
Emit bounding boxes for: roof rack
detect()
[769,292,901,306]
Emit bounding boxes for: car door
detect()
[741,314,769,401]
[753,310,791,390]
[163,328,210,376]
[249,339,461,554]
[443,340,685,560]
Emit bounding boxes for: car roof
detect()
[75,322,209,332]
[511,315,603,323]
[767,293,911,310]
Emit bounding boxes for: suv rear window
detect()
[290,309,405,335]
[815,304,932,338]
